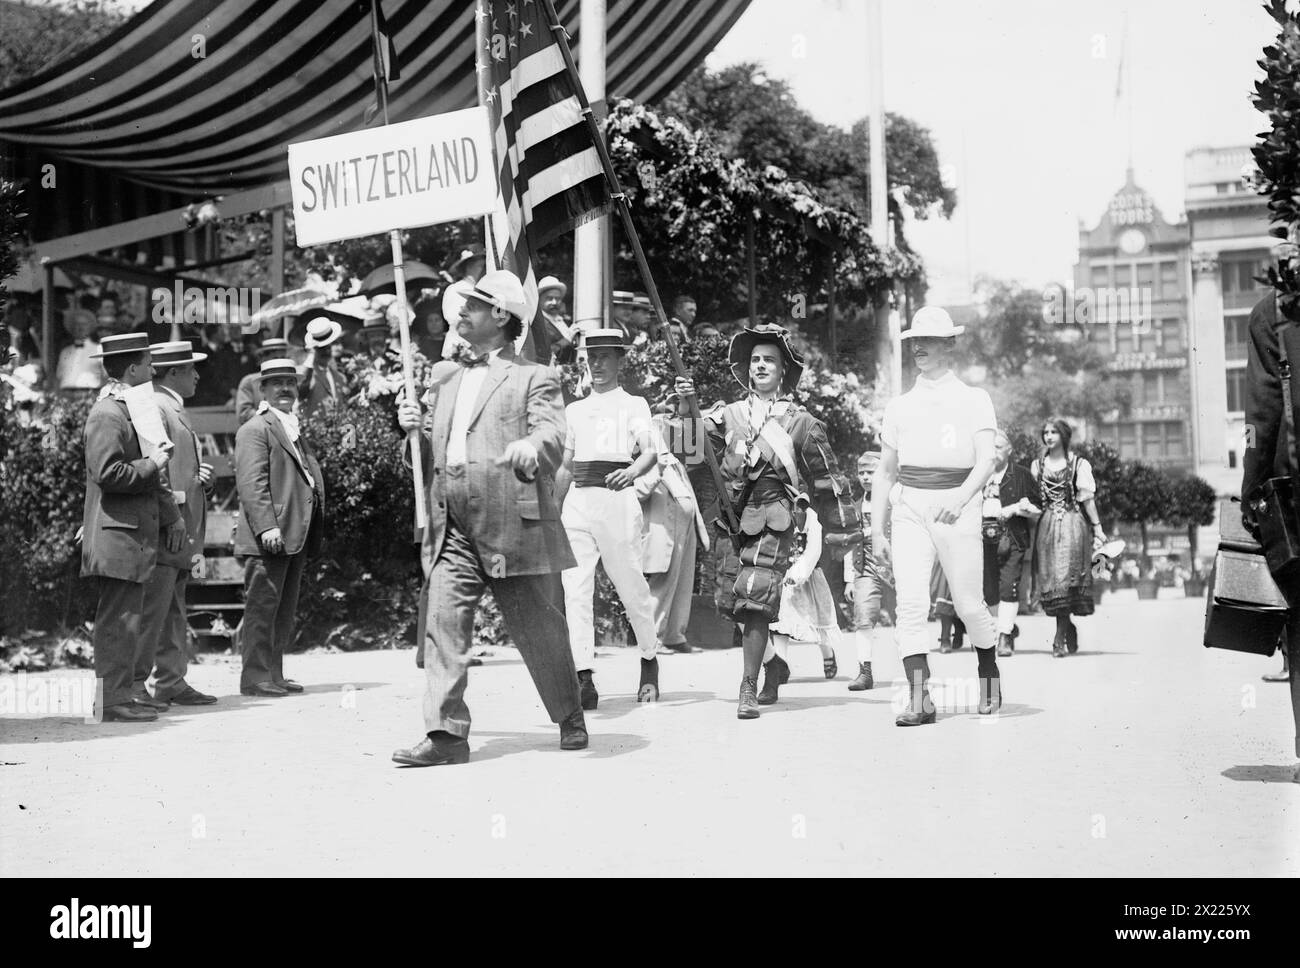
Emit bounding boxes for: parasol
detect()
[358,260,442,297]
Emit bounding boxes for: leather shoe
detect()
[637,656,659,702]
[895,685,936,726]
[102,702,157,723]
[978,676,1003,715]
[240,682,289,697]
[737,675,760,719]
[167,686,218,705]
[392,733,470,767]
[757,653,790,705]
[996,633,1015,658]
[275,679,305,693]
[559,709,589,750]
[847,661,874,691]
[578,670,599,710]
[132,693,169,711]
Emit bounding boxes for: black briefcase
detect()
[1203,548,1286,656]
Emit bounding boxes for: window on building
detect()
[1160,261,1181,299]
[1119,423,1138,459]
[1136,263,1154,290]
[1161,318,1182,354]
[1142,372,1163,405]
[1239,260,1266,292]
[1226,368,1247,412]
[1091,265,1110,289]
[1228,450,1238,469]
[1115,326,1134,353]
[1115,265,1132,287]
[1164,422,1186,459]
[1140,326,1159,353]
[1224,316,1249,361]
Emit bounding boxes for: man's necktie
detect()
[453,347,488,368]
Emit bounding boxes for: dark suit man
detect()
[135,341,219,706]
[393,269,586,767]
[234,359,325,697]
[81,333,185,722]
[1241,292,1300,780]
[534,276,576,365]
[235,336,290,424]
[301,317,344,418]
[988,431,1041,656]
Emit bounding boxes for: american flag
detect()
[478,0,613,348]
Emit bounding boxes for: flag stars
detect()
[519,21,533,38]
[506,2,517,19]
[508,33,517,48]
[486,87,499,103]
[475,4,488,21]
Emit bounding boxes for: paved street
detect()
[1,592,1296,877]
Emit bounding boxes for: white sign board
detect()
[288,107,496,247]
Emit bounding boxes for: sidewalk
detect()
[1,596,1295,876]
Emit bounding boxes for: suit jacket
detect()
[1243,294,1300,514]
[534,311,577,365]
[233,406,325,557]
[235,372,263,425]
[414,344,574,576]
[81,395,182,583]
[154,387,207,570]
[995,461,1040,551]
[302,361,342,418]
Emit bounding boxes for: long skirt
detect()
[1035,507,1095,617]
[772,568,839,639]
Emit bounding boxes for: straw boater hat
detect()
[537,276,567,298]
[631,293,652,311]
[258,337,290,356]
[899,305,965,340]
[728,323,805,395]
[257,358,299,383]
[303,316,343,349]
[89,332,151,359]
[149,340,208,367]
[611,290,636,307]
[580,329,628,353]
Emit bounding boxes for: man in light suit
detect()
[635,412,708,655]
[301,317,344,419]
[135,341,219,707]
[81,333,185,722]
[393,269,587,767]
[235,336,290,424]
[234,359,325,697]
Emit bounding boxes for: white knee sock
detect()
[771,634,790,662]
[996,601,1018,635]
[855,627,874,665]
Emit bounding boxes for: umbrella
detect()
[4,264,75,293]
[358,260,443,297]
[244,287,331,332]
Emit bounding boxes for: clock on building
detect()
[1119,228,1147,255]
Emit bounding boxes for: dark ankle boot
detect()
[737,676,760,719]
[896,655,936,726]
[938,616,954,653]
[637,657,659,702]
[577,670,598,710]
[1065,621,1079,654]
[951,618,965,651]
[848,661,874,691]
[757,653,790,705]
[976,647,1002,715]
[996,633,1014,658]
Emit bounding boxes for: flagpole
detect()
[369,0,427,531]
[537,0,739,537]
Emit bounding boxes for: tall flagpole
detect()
[865,0,895,396]
[369,0,427,531]
[538,0,738,537]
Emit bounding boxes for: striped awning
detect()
[0,0,750,195]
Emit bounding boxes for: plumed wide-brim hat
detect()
[728,323,805,394]
[448,244,486,275]
[89,332,150,359]
[149,340,208,366]
[900,305,964,340]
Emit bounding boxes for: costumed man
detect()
[986,430,1040,656]
[235,336,290,424]
[392,269,587,767]
[672,323,856,719]
[135,341,219,707]
[635,412,710,656]
[80,333,184,722]
[301,316,344,418]
[555,329,663,708]
[845,449,891,691]
[234,359,325,697]
[873,307,1002,727]
[535,276,578,366]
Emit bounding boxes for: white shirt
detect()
[880,370,996,468]
[447,348,504,467]
[265,404,315,488]
[57,341,106,390]
[565,387,652,462]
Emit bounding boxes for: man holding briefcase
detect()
[1241,291,1300,782]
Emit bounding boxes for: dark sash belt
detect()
[898,465,972,489]
[573,460,631,488]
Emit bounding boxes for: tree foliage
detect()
[1252,0,1300,302]
[0,0,130,90]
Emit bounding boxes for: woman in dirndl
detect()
[1032,418,1109,657]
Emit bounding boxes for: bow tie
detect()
[453,346,489,368]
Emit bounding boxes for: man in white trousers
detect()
[873,307,1002,725]
[556,329,663,709]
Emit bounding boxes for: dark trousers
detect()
[997,543,1027,603]
[137,564,192,699]
[240,552,306,689]
[1281,605,1300,759]
[94,576,146,709]
[422,511,580,739]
